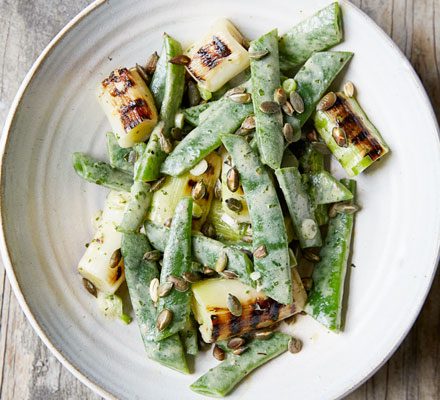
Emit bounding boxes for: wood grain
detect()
[0,0,438,399]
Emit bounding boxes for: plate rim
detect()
[0,1,439,399]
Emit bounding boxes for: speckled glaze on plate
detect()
[1,1,439,399]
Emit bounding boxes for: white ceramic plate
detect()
[1,0,439,399]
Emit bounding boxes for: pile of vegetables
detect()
[72,2,389,397]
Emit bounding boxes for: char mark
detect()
[119,98,152,131]
[102,68,134,96]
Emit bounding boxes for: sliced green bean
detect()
[308,171,354,204]
[180,315,199,356]
[121,233,189,373]
[105,132,133,174]
[190,332,291,397]
[275,167,322,249]
[250,29,284,169]
[118,181,152,233]
[305,180,356,331]
[279,2,343,71]
[150,45,167,108]
[182,102,215,126]
[72,152,133,191]
[221,134,292,304]
[156,197,193,341]
[144,221,254,287]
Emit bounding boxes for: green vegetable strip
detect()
[161,99,253,177]
[72,152,133,192]
[294,51,353,128]
[190,332,290,397]
[221,134,292,304]
[144,222,254,287]
[118,181,152,233]
[180,315,199,356]
[279,2,343,71]
[275,167,322,249]
[121,233,189,373]
[150,46,167,108]
[305,179,356,332]
[105,132,133,174]
[182,102,215,126]
[156,197,193,341]
[308,171,353,205]
[250,29,284,169]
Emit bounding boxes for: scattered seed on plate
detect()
[283,123,295,143]
[317,91,337,111]
[232,347,248,356]
[203,266,216,276]
[136,63,149,84]
[306,129,319,142]
[229,93,252,104]
[158,282,174,297]
[288,337,303,354]
[159,135,173,154]
[82,278,97,297]
[214,179,222,200]
[344,81,355,97]
[227,337,246,349]
[254,330,274,340]
[143,249,162,262]
[281,101,294,116]
[274,87,287,105]
[221,270,238,279]
[332,126,348,147]
[150,176,167,192]
[164,218,172,228]
[241,115,256,130]
[302,249,320,263]
[215,252,228,273]
[192,180,207,200]
[167,275,189,292]
[225,198,243,212]
[253,245,267,259]
[329,202,360,217]
[227,293,242,316]
[149,278,159,303]
[145,51,159,75]
[213,345,225,361]
[109,248,122,268]
[201,222,216,238]
[226,86,246,97]
[169,54,191,65]
[226,167,240,192]
[182,271,202,283]
[289,91,305,114]
[189,159,208,176]
[249,49,269,60]
[156,309,173,331]
[259,101,280,114]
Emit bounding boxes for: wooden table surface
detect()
[0,1,439,399]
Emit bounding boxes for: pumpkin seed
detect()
[288,337,303,354]
[136,63,149,84]
[332,126,348,147]
[187,80,201,107]
[203,266,216,276]
[329,202,360,217]
[306,129,319,142]
[274,87,287,105]
[213,344,225,361]
[289,91,305,114]
[254,330,274,340]
[221,270,238,279]
[232,347,248,356]
[164,218,172,228]
[226,167,240,192]
[241,115,256,131]
[259,101,280,114]
[227,337,246,349]
[201,222,216,238]
[250,271,261,281]
[182,271,202,283]
[253,245,267,259]
[226,86,246,97]
[311,141,331,155]
[227,293,242,316]
[283,123,295,143]
[317,91,337,111]
[156,309,173,331]
[302,249,320,263]
[301,219,318,240]
[229,93,252,104]
[301,277,313,291]
[150,176,167,192]
[159,134,173,154]
[344,81,355,98]
[169,54,191,65]
[189,159,208,176]
[145,51,159,75]
[82,278,97,297]
[281,101,294,116]
[249,49,269,60]
[192,180,207,200]
[149,278,159,303]
[167,275,189,292]
[214,252,228,273]
[225,198,243,213]
[158,282,174,297]
[109,248,122,268]
[143,250,162,262]
[214,179,222,200]
[171,127,183,140]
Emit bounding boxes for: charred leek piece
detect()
[121,233,189,373]
[190,332,291,397]
[148,151,221,231]
[221,134,292,304]
[192,269,306,343]
[306,180,356,331]
[279,2,343,71]
[275,167,322,249]
[97,68,158,148]
[155,197,193,341]
[185,19,250,92]
[105,132,133,174]
[72,153,133,192]
[314,92,390,176]
[250,29,284,169]
[308,171,353,204]
[78,191,129,294]
[144,222,253,287]
[118,181,152,233]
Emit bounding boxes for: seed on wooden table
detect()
[158,282,174,297]
[232,347,248,356]
[227,337,246,349]
[317,91,337,111]
[82,278,97,297]
[225,198,243,212]
[213,345,225,361]
[221,270,238,279]
[143,249,162,261]
[169,54,191,65]
[254,330,274,340]
[259,101,280,114]
[253,245,267,259]
[226,167,240,192]
[241,115,256,130]
[187,80,201,107]
[189,159,208,176]
[332,126,348,147]
[136,63,149,84]
[145,51,159,75]
[227,293,242,316]
[283,123,295,143]
[302,249,320,263]
[201,222,216,238]
[249,49,269,59]
[182,271,202,283]
[274,87,287,105]
[156,309,173,331]
[164,218,172,227]
[214,179,222,200]
[192,180,207,200]
[226,86,246,97]
[167,275,189,292]
[151,176,167,192]
[343,81,355,97]
[149,278,159,303]
[288,337,303,354]
[281,101,294,116]
[215,252,228,273]
[301,277,313,291]
[289,91,305,113]
[229,93,252,104]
